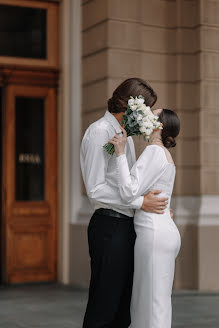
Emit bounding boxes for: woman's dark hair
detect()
[158,109,180,148]
[108,77,157,113]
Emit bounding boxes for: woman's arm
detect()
[108,127,169,206]
[116,146,168,203]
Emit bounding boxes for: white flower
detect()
[142,116,152,124]
[128,98,135,107]
[130,104,137,111]
[143,120,153,129]
[148,113,155,121]
[141,104,146,112]
[140,125,153,136]
[125,95,163,138]
[137,114,143,122]
[137,98,144,106]
[139,126,147,134]
[134,97,139,105]
[145,128,153,136]
[141,104,151,114]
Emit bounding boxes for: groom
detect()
[80,78,168,328]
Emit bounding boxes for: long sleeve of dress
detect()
[116,145,169,203]
[81,128,144,209]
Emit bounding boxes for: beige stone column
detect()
[174,0,219,290]
[173,0,200,290]
[197,0,219,290]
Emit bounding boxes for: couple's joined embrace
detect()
[80,78,181,328]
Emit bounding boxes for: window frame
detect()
[0,0,59,68]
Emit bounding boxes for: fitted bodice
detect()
[148,163,176,208]
[134,162,177,228]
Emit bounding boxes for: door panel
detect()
[2,85,57,283]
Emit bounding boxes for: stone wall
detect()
[197,0,219,290]
[70,0,219,290]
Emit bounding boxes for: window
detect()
[16,97,45,201]
[0,5,47,59]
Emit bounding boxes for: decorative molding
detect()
[76,195,219,227]
[0,65,59,87]
[77,196,94,224]
[172,195,219,226]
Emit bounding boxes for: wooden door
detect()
[1,84,57,283]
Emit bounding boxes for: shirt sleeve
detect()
[126,136,136,167]
[116,145,168,203]
[81,128,144,210]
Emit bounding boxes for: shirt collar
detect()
[104,110,122,134]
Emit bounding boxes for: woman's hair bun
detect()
[163,136,176,149]
[158,109,180,148]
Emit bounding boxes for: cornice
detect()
[0,64,59,87]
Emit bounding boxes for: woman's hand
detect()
[108,126,127,157]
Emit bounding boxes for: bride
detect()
[109,108,181,328]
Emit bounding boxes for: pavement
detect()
[0,284,219,328]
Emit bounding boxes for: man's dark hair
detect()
[108,77,157,113]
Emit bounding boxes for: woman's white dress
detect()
[116,144,181,328]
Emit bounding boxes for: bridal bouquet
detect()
[103,95,162,155]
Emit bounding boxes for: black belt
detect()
[95,208,133,220]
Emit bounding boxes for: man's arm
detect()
[142,190,168,214]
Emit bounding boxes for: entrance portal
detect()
[0,84,58,284]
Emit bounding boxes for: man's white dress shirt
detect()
[80,110,144,217]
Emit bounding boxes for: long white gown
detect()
[116,144,181,328]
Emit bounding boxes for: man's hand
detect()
[141,190,168,214]
[108,126,127,157]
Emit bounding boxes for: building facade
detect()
[0,0,219,291]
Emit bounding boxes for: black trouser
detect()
[83,210,136,328]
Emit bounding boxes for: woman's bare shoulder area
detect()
[163,147,174,165]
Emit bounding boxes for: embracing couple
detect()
[80,78,181,328]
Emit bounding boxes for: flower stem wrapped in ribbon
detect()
[103,95,162,155]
